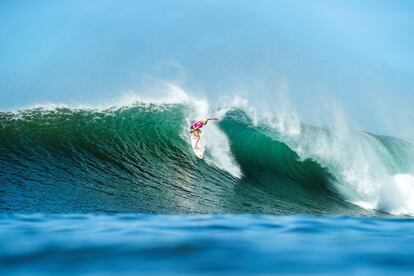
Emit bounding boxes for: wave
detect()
[1,94,413,215]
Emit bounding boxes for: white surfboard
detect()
[190,134,205,159]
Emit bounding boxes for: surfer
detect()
[190,118,217,149]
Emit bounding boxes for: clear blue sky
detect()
[1,0,413,136]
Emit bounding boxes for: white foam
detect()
[202,123,242,178]
[378,174,414,215]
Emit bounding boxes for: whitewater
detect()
[1,85,413,216]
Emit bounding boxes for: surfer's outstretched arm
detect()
[204,117,218,125]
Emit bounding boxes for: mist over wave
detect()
[1,87,413,216]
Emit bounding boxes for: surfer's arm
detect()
[204,117,218,125]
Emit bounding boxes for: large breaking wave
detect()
[1,89,414,216]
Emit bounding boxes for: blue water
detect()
[1,214,414,275]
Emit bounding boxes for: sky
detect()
[0,0,414,137]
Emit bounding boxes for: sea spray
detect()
[239,97,414,216]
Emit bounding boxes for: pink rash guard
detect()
[192,121,204,130]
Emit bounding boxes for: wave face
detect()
[0,102,413,215]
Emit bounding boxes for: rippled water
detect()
[1,214,414,275]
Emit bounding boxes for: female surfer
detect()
[190,118,218,149]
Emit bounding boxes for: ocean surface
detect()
[1,214,414,275]
[1,99,414,274]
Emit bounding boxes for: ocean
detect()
[1,95,414,274]
[1,214,414,275]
